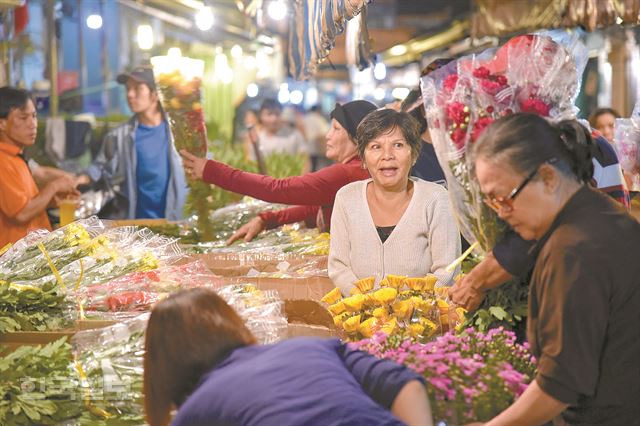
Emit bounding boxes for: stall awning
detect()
[472,0,640,37]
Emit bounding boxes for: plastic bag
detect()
[422,33,586,252]
[614,99,640,191]
[80,260,225,313]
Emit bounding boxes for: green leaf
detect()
[19,399,42,421]
[489,306,509,321]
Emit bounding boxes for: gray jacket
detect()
[87,116,188,221]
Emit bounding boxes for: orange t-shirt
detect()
[0,142,51,248]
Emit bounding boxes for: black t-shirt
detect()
[528,186,640,424]
[411,141,446,186]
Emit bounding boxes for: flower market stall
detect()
[1,27,612,426]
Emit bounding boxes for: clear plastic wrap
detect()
[0,279,77,332]
[71,314,148,424]
[80,260,225,313]
[0,223,184,332]
[216,284,288,344]
[199,224,330,258]
[0,217,105,275]
[614,100,640,191]
[422,33,586,252]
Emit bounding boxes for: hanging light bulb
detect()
[195,6,214,31]
[86,14,102,30]
[268,0,287,21]
[137,25,154,50]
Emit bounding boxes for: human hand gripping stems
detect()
[180,149,206,180]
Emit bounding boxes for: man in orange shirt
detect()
[0,87,78,248]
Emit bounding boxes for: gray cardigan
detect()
[328,178,461,295]
[86,116,188,221]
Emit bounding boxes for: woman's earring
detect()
[361,163,367,170]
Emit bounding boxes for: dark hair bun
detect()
[553,120,595,183]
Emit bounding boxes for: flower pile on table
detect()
[321,275,466,342]
[0,218,183,332]
[351,327,536,424]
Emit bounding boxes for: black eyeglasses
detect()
[483,158,557,213]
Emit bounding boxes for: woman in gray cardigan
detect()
[328,109,461,295]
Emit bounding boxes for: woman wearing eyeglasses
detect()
[329,109,460,295]
[469,113,640,426]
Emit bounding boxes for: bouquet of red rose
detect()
[614,100,640,191]
[422,33,585,252]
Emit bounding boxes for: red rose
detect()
[443,74,459,92]
[495,75,508,86]
[450,128,467,150]
[446,102,468,125]
[519,98,551,116]
[471,117,494,142]
[481,79,502,95]
[473,66,491,79]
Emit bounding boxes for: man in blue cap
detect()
[79,66,187,220]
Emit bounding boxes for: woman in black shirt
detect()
[469,113,640,425]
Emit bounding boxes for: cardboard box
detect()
[287,323,335,338]
[192,253,328,278]
[284,299,336,338]
[0,320,115,355]
[223,276,335,302]
[109,218,169,227]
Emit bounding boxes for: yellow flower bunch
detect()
[139,253,159,272]
[63,223,91,247]
[322,275,464,342]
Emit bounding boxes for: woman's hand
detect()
[226,216,266,245]
[180,149,207,180]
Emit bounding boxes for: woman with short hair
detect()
[328,109,461,295]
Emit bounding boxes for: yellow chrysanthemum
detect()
[363,293,378,307]
[373,287,397,305]
[405,277,428,291]
[333,313,349,327]
[434,287,449,299]
[392,299,414,320]
[343,315,362,333]
[354,277,375,293]
[321,287,343,305]
[423,275,438,292]
[419,317,438,336]
[372,307,388,319]
[437,298,450,310]
[327,301,346,316]
[349,287,362,295]
[408,323,425,338]
[386,275,407,289]
[359,317,378,338]
[342,294,366,312]
[380,318,398,334]
[409,295,425,309]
